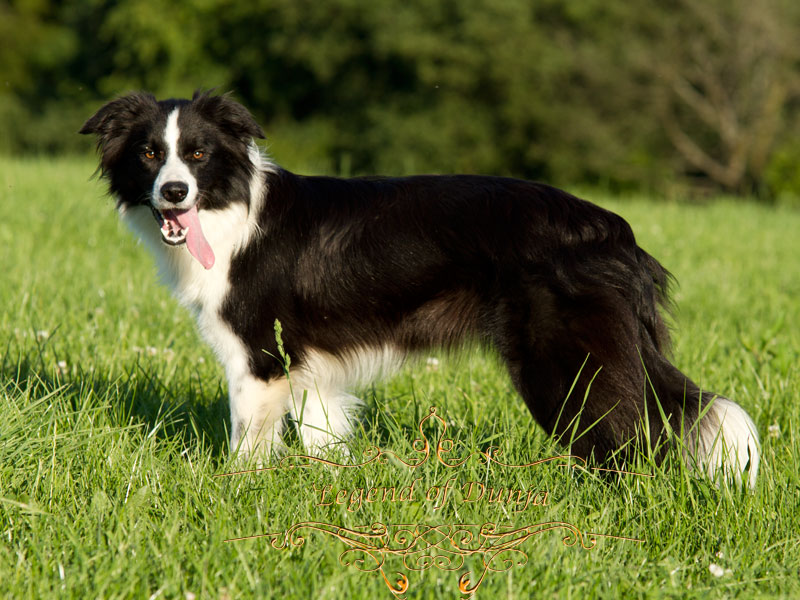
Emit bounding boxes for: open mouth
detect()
[149,205,216,270]
[151,206,188,245]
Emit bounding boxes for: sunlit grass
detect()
[1,156,798,598]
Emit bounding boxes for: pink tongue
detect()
[167,206,215,269]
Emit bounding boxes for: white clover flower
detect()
[709,563,732,578]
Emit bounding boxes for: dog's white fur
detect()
[153,110,199,208]
[690,398,760,488]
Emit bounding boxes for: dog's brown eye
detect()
[144,149,156,160]
[193,150,205,160]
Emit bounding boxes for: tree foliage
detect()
[1,0,798,195]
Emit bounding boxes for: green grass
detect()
[1,156,799,599]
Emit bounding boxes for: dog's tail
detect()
[635,249,760,488]
[634,246,672,352]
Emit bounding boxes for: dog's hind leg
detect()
[494,282,759,486]
[488,277,651,458]
[502,339,655,466]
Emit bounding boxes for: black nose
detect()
[160,181,189,203]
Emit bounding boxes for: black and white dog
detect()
[81,91,759,486]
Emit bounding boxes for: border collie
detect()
[81,91,759,486]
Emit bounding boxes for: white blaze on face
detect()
[150,107,216,270]
[153,108,198,208]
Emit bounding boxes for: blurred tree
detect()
[206,0,665,184]
[634,0,800,192]
[1,0,799,197]
[94,0,226,96]
[0,0,78,152]
[0,0,225,152]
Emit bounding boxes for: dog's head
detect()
[81,91,264,269]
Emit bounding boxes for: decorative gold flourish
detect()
[215,406,652,478]
[219,407,651,596]
[227,520,640,598]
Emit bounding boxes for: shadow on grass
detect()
[1,339,553,472]
[0,341,418,468]
[1,344,231,461]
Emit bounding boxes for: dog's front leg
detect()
[228,374,291,460]
[288,383,362,457]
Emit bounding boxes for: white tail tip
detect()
[688,398,760,489]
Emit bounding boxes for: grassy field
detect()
[1,156,799,599]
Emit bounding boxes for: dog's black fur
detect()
[231,171,680,460]
[81,92,759,484]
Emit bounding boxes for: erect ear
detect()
[80,93,159,167]
[192,91,265,141]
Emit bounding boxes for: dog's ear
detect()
[192,91,265,141]
[80,93,159,167]
[80,92,158,138]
